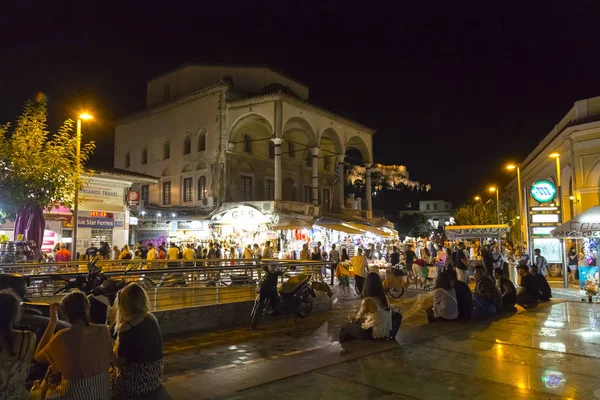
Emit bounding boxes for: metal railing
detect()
[1,259,335,312]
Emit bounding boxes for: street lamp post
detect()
[506,164,525,245]
[72,113,93,261]
[549,152,568,288]
[489,186,500,224]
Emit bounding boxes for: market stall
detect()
[551,206,600,295]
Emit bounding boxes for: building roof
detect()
[229,90,376,134]
[147,62,309,87]
[91,167,159,183]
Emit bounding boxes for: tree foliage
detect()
[0,95,95,223]
[453,201,499,225]
[397,213,432,238]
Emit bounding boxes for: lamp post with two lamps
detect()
[72,113,94,260]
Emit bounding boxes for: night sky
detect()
[2,1,600,207]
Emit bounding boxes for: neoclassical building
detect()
[115,64,375,217]
[506,95,600,239]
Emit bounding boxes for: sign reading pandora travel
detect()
[531,180,556,203]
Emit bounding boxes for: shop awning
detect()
[315,222,364,235]
[445,224,510,239]
[44,206,72,221]
[550,206,600,238]
[272,218,313,231]
[379,227,398,238]
[347,222,383,236]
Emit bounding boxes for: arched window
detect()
[163,140,171,160]
[198,131,206,152]
[141,148,148,165]
[243,134,252,153]
[183,136,191,155]
[268,141,275,159]
[124,151,130,168]
[197,176,207,200]
[288,142,295,158]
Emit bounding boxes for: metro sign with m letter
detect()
[531,180,557,203]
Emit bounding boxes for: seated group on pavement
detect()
[0,283,163,400]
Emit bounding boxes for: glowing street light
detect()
[489,186,500,224]
[474,196,481,201]
[72,112,94,260]
[506,163,525,245]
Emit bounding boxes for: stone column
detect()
[311,147,320,205]
[272,138,283,201]
[364,163,373,216]
[336,154,345,210]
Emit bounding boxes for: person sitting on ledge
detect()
[531,265,552,301]
[493,267,517,311]
[516,264,540,308]
[426,272,458,323]
[446,268,472,321]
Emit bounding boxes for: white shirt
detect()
[356,297,391,339]
[432,288,458,320]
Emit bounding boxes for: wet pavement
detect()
[155,287,600,400]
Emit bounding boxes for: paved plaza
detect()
[149,287,600,400]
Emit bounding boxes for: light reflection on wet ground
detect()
[161,290,600,399]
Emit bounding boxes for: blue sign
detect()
[77,217,115,229]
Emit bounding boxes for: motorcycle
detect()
[53,258,133,325]
[250,264,315,330]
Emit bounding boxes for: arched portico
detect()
[345,135,373,215]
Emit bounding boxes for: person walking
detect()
[299,243,310,260]
[568,246,578,283]
[0,292,36,400]
[454,242,470,284]
[157,246,167,260]
[311,246,322,261]
[111,284,163,399]
[137,241,148,260]
[341,247,350,262]
[242,244,254,259]
[404,244,418,288]
[534,248,548,277]
[329,244,340,264]
[147,243,157,260]
[119,245,133,260]
[54,243,71,262]
[262,241,274,259]
[350,248,369,295]
[34,292,113,399]
[389,246,400,266]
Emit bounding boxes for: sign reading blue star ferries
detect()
[531,180,557,203]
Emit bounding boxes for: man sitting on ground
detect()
[446,268,472,320]
[531,265,552,301]
[474,265,502,313]
[516,264,540,308]
[493,267,516,311]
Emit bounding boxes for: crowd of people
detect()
[0,283,163,399]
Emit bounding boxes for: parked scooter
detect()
[53,258,133,325]
[250,264,315,330]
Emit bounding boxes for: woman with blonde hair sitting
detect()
[111,283,163,399]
